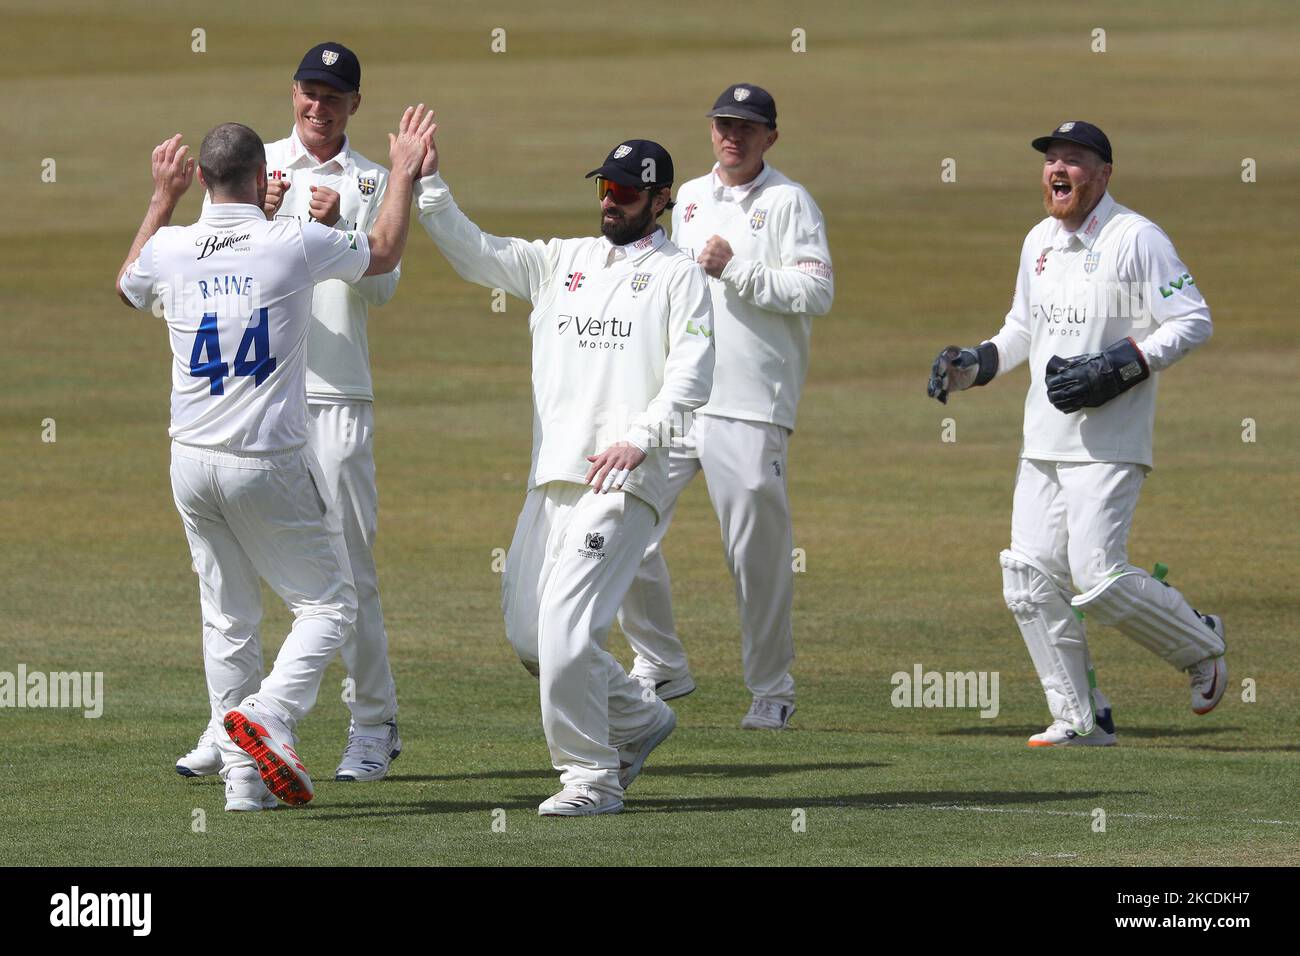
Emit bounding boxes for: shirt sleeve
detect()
[718,187,834,317]
[624,258,716,450]
[1123,224,1212,372]
[350,171,400,307]
[300,221,371,284]
[118,235,161,313]
[988,231,1035,375]
[415,173,555,303]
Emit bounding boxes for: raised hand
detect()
[388,104,436,181]
[151,134,195,206]
[263,176,291,219]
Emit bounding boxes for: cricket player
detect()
[617,83,834,729]
[927,121,1227,746]
[177,42,404,783]
[415,129,715,815]
[119,107,432,808]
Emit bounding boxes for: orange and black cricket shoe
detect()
[223,705,314,806]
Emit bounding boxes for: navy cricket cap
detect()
[585,140,674,188]
[1032,121,1112,164]
[706,83,777,129]
[294,42,361,92]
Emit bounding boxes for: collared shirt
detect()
[263,128,399,403]
[118,203,371,451]
[989,191,1212,469]
[414,173,715,522]
[671,162,833,431]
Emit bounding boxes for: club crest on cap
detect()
[1058,121,1075,133]
[613,145,632,159]
[734,87,751,101]
[322,49,340,65]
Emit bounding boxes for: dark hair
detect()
[198,123,266,193]
[651,184,674,219]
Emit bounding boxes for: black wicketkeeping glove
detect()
[1045,337,1150,413]
[928,341,999,404]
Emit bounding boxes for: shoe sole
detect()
[741,703,796,730]
[656,677,696,702]
[175,765,215,778]
[223,710,313,807]
[619,709,677,791]
[1027,735,1117,748]
[1192,655,1227,716]
[538,800,624,817]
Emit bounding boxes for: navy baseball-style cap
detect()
[585,140,675,188]
[1032,121,1112,164]
[294,42,361,92]
[707,83,777,129]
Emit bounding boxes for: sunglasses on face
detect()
[595,177,647,205]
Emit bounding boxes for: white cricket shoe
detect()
[618,703,676,791]
[741,697,795,730]
[335,719,402,782]
[175,724,223,777]
[223,702,314,806]
[224,766,279,812]
[1188,616,1227,715]
[635,673,697,702]
[1027,719,1117,747]
[538,785,623,817]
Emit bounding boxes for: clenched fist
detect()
[308,185,341,226]
[263,176,290,219]
[696,235,734,278]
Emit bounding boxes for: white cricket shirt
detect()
[203,129,399,403]
[415,173,715,520]
[989,192,1212,469]
[119,202,371,452]
[671,163,833,430]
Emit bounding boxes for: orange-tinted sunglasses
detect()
[595,176,646,205]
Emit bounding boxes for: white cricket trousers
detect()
[618,414,796,704]
[306,402,398,727]
[503,481,663,797]
[1003,460,1138,723]
[169,441,356,772]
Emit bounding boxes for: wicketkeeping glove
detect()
[1044,336,1150,413]
[927,341,999,404]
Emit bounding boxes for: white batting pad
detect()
[1072,570,1224,669]
[1001,550,1095,734]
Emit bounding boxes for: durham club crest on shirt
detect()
[357,174,377,197]
[750,208,768,231]
[1084,251,1101,274]
[629,272,652,293]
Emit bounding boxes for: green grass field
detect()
[2,0,1298,866]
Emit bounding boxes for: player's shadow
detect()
[305,788,1139,821]
[624,788,1141,814]
[387,760,887,784]
[941,724,1242,739]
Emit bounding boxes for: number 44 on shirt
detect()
[190,308,277,395]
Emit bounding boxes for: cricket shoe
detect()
[1188,615,1227,715]
[741,697,795,730]
[1027,719,1117,747]
[618,703,677,791]
[335,719,402,782]
[635,673,696,702]
[538,785,623,817]
[223,703,314,806]
[224,766,279,812]
[175,724,223,777]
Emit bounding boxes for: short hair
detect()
[198,123,265,193]
[652,184,675,219]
